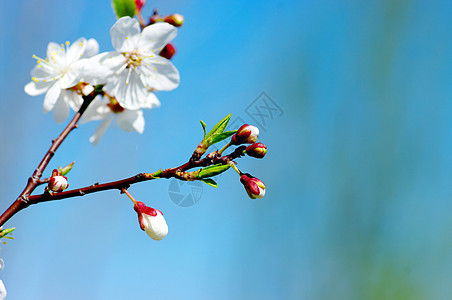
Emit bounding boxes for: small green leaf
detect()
[206,114,231,139]
[200,178,218,188]
[200,120,207,139]
[60,161,75,176]
[198,164,231,178]
[112,0,137,18]
[0,227,15,239]
[209,130,237,145]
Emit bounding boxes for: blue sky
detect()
[1,0,452,299]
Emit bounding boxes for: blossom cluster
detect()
[25,17,180,144]
[19,4,268,247]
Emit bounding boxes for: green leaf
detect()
[198,164,231,178]
[112,0,137,18]
[209,130,237,145]
[60,162,75,176]
[0,227,15,239]
[200,120,207,139]
[200,178,218,188]
[206,114,231,139]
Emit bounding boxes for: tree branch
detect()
[26,147,246,205]
[0,90,100,227]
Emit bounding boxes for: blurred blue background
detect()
[1,0,452,299]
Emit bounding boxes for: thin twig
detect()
[0,91,100,227]
[26,150,244,205]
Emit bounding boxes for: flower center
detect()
[125,51,142,69]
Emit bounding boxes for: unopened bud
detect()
[240,174,266,199]
[48,169,69,192]
[135,0,145,12]
[134,201,168,241]
[231,124,259,145]
[159,43,176,60]
[245,143,267,158]
[164,14,184,27]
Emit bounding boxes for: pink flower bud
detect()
[240,174,266,199]
[134,201,168,241]
[48,171,69,192]
[159,43,176,60]
[135,0,145,12]
[164,14,184,27]
[231,124,259,145]
[245,142,267,158]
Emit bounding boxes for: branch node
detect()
[120,184,131,193]
[78,190,85,196]
[19,195,30,204]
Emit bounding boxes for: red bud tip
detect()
[133,201,157,217]
[159,43,176,60]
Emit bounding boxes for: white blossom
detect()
[86,17,179,110]
[24,38,99,123]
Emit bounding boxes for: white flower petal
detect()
[46,42,61,59]
[82,84,94,96]
[0,279,6,300]
[142,211,168,241]
[89,116,113,145]
[43,83,61,113]
[46,42,66,66]
[104,70,149,110]
[140,57,180,91]
[110,17,140,52]
[30,63,59,81]
[82,38,100,58]
[58,67,79,89]
[66,37,87,64]
[81,52,122,85]
[141,92,161,109]
[138,22,177,53]
[81,98,111,123]
[24,80,51,96]
[65,89,84,112]
[116,109,145,133]
[53,95,70,123]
